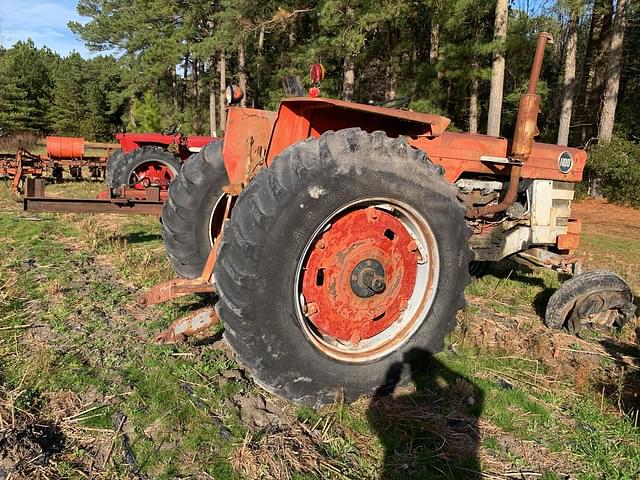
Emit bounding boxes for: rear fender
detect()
[115,132,179,153]
[265,98,450,165]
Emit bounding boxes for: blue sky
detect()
[0,0,91,57]
[0,0,556,59]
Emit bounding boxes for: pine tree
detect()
[0,40,53,132]
[599,0,628,142]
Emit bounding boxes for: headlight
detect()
[225,85,243,105]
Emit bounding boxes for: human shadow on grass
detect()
[367,348,485,479]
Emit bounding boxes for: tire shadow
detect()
[367,348,484,479]
[125,232,163,244]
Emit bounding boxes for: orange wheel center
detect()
[301,207,419,344]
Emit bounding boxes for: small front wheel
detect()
[545,270,635,335]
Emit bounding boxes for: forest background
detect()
[0,0,638,202]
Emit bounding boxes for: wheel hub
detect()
[350,259,386,298]
[301,207,419,344]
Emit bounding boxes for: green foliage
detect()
[129,91,164,132]
[0,41,124,139]
[588,136,640,207]
[0,0,637,152]
[0,40,53,131]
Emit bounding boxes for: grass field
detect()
[0,180,639,479]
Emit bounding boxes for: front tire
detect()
[545,270,635,335]
[214,129,472,405]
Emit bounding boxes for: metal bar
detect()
[154,307,220,344]
[23,197,164,215]
[137,192,235,306]
[83,141,119,150]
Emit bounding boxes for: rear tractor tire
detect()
[162,140,229,279]
[545,270,636,336]
[111,146,181,191]
[213,128,473,405]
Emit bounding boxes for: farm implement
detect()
[1,136,117,193]
[26,34,637,406]
[20,131,214,215]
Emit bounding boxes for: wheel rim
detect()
[295,199,440,363]
[129,161,177,190]
[208,193,230,248]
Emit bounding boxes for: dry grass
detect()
[232,424,355,479]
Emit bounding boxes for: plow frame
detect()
[22,178,166,216]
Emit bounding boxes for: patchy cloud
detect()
[0,0,91,57]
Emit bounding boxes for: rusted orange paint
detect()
[47,136,85,159]
[223,107,277,185]
[557,218,582,251]
[225,98,587,191]
[301,208,418,342]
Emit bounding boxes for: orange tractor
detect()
[137,33,635,406]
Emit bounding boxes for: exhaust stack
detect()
[466,32,553,219]
[511,32,554,162]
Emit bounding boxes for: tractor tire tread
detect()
[104,149,123,188]
[162,140,227,279]
[214,128,472,405]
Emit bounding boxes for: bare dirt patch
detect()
[573,198,640,240]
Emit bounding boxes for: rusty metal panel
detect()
[223,107,277,185]
[557,218,581,251]
[280,97,450,136]
[409,133,586,183]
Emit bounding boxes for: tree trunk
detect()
[343,56,355,102]
[429,20,439,65]
[209,58,217,136]
[577,0,614,142]
[258,26,265,55]
[182,54,189,111]
[128,97,137,129]
[557,8,579,146]
[385,63,397,101]
[469,74,479,134]
[219,52,227,133]
[194,58,204,134]
[239,43,247,108]
[171,66,178,110]
[288,24,296,48]
[487,0,508,137]
[599,0,628,142]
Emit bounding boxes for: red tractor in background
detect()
[105,130,212,192]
